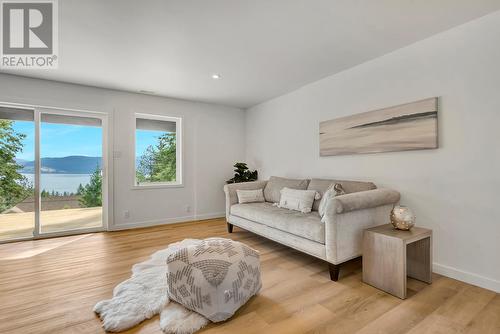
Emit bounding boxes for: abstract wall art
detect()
[319,97,438,156]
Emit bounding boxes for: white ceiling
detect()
[3,0,500,108]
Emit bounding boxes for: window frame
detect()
[132,113,183,189]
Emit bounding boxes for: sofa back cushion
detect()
[307,178,377,211]
[263,176,309,203]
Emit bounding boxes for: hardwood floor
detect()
[0,218,498,334]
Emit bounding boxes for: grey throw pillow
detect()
[307,178,376,211]
[318,183,346,219]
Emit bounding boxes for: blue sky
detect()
[11,121,35,160]
[12,121,164,160]
[136,129,164,159]
[13,121,103,160]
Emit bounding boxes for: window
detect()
[134,114,182,187]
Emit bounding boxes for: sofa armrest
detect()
[323,188,400,264]
[331,188,400,214]
[223,180,268,221]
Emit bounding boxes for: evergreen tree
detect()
[136,133,176,183]
[79,166,102,207]
[76,183,84,195]
[0,120,31,212]
[136,145,157,182]
[155,133,176,182]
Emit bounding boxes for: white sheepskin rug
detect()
[94,239,209,333]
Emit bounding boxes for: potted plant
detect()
[226,162,258,184]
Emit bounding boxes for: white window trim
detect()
[132,113,183,189]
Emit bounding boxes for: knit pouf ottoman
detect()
[166,238,261,322]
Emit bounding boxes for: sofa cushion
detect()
[307,178,377,211]
[263,176,309,203]
[230,202,324,244]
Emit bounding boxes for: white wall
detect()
[0,74,245,229]
[246,11,500,292]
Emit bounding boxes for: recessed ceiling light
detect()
[211,74,221,80]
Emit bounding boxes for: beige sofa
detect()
[223,176,400,281]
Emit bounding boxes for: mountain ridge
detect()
[18,156,102,174]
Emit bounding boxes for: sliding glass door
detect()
[0,105,107,242]
[39,111,104,234]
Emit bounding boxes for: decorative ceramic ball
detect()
[390,205,416,230]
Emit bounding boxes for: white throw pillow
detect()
[318,183,346,219]
[277,187,320,213]
[237,188,265,204]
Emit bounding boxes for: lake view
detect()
[22,173,92,194]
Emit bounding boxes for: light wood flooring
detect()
[0,218,498,334]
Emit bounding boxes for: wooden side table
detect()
[362,224,432,299]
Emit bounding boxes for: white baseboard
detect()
[108,212,225,231]
[433,262,500,293]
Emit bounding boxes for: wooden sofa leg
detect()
[329,263,340,281]
[227,223,233,233]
